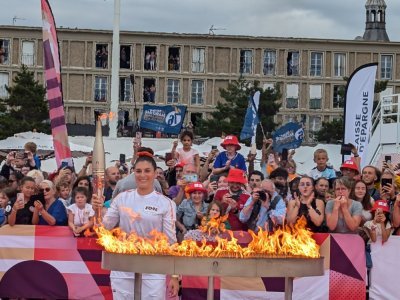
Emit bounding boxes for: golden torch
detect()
[92,118,106,225]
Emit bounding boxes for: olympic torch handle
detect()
[93,171,105,226]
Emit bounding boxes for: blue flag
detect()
[240,94,260,140]
[140,104,187,134]
[272,122,304,153]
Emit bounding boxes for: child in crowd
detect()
[67,187,95,237]
[172,130,200,172]
[212,135,247,174]
[309,149,336,182]
[0,189,14,226]
[57,181,72,207]
[176,182,208,238]
[7,176,37,225]
[363,200,392,244]
[184,200,230,242]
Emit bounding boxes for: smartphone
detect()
[17,193,24,204]
[183,174,198,183]
[119,153,126,164]
[61,161,68,168]
[135,131,142,147]
[210,175,219,183]
[340,143,353,155]
[165,152,173,162]
[281,148,288,161]
[381,178,392,187]
[23,152,28,159]
[385,155,392,164]
[211,145,217,150]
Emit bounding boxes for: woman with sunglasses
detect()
[32,180,67,226]
[286,176,325,232]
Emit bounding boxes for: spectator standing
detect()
[103,166,121,202]
[363,200,392,244]
[7,177,37,225]
[172,130,200,172]
[67,187,95,237]
[350,180,373,225]
[213,135,247,174]
[326,177,362,233]
[362,165,381,201]
[309,149,336,183]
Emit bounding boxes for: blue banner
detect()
[272,122,304,153]
[140,105,186,134]
[240,94,260,141]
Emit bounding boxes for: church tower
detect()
[363,0,390,41]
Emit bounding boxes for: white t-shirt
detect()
[176,147,199,165]
[104,189,177,279]
[67,203,95,226]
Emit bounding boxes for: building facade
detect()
[0,9,398,140]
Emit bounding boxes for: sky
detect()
[1,0,400,41]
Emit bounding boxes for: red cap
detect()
[340,160,359,174]
[175,162,185,169]
[226,168,247,184]
[220,135,241,150]
[371,200,390,213]
[186,182,207,194]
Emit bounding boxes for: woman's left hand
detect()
[34,200,44,212]
[168,277,179,297]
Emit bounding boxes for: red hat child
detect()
[371,200,390,213]
[186,182,207,194]
[340,160,359,174]
[226,168,247,185]
[220,135,241,150]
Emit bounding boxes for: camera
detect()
[340,143,353,155]
[258,191,267,201]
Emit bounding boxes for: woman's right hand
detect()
[91,194,105,210]
[333,196,342,210]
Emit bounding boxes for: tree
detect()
[196,77,281,147]
[316,78,388,143]
[0,65,50,139]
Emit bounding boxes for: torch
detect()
[92,118,106,226]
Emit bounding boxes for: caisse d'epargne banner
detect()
[344,63,378,166]
[140,104,187,134]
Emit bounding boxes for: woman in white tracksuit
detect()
[93,152,179,299]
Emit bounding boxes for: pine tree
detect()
[196,77,281,147]
[0,65,49,139]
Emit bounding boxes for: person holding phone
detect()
[7,177,37,225]
[325,177,363,233]
[380,168,396,203]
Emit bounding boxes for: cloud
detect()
[1,0,399,41]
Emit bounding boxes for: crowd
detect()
[0,131,399,298]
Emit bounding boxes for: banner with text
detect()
[272,122,304,153]
[140,105,186,134]
[344,63,378,166]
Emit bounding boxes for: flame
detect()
[95,216,319,258]
[99,112,116,121]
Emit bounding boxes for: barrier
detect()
[1,226,397,299]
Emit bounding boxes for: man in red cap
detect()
[214,168,250,231]
[212,135,247,175]
[340,160,360,180]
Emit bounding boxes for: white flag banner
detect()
[344,63,378,166]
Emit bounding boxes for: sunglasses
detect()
[40,188,51,193]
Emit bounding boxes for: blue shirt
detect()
[214,151,247,172]
[309,166,336,180]
[39,199,68,226]
[0,208,5,225]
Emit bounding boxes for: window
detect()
[263,50,276,75]
[119,77,132,102]
[167,79,180,103]
[144,46,157,71]
[95,44,108,69]
[0,73,9,98]
[380,86,394,113]
[310,52,323,77]
[333,85,345,109]
[120,45,131,69]
[287,51,299,76]
[334,53,346,77]
[284,115,298,123]
[21,41,35,66]
[143,78,156,103]
[240,50,253,74]
[309,85,322,109]
[192,48,205,73]
[286,84,299,109]
[94,76,108,102]
[191,80,204,105]
[168,47,180,71]
[381,55,393,80]
[0,39,10,65]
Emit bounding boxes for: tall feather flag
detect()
[41,0,72,167]
[240,91,260,141]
